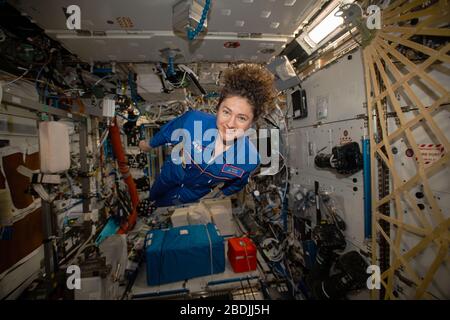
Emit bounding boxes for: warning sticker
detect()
[417,144,445,166]
[340,130,353,145]
[340,136,353,145]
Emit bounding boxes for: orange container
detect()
[227,237,257,273]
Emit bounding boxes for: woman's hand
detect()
[139,140,152,152]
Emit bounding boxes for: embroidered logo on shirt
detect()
[221,164,245,178]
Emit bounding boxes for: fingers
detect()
[139,140,150,151]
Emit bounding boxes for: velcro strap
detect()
[17,165,60,184]
[31,174,40,184]
[17,165,35,178]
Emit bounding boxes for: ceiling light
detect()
[284,0,296,6]
[261,11,271,18]
[296,0,355,55]
[270,22,280,29]
[308,6,343,44]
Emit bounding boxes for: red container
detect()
[227,237,257,273]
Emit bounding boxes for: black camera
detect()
[314,142,363,175]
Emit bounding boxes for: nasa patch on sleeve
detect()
[221,164,245,178]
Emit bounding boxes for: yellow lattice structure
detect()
[362,0,450,299]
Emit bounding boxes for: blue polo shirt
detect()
[148,110,260,207]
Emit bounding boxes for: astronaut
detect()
[139,64,277,207]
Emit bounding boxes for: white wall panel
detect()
[287,50,368,253]
[288,50,367,128]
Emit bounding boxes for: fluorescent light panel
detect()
[298,0,355,51]
[307,6,343,44]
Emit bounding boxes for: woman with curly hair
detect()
[139,64,277,207]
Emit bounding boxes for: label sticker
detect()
[221,164,245,178]
[417,144,445,166]
[340,130,353,145]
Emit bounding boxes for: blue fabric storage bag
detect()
[145,223,225,285]
[144,228,167,286]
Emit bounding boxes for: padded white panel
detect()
[39,121,71,173]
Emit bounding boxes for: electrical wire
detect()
[246,277,256,300]
[239,278,247,300]
[187,0,211,40]
[273,103,290,234]
[35,55,52,99]
[2,66,31,87]
[93,74,114,87]
[167,71,188,88]
[97,126,110,150]
[284,258,298,297]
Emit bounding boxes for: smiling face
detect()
[216,96,254,143]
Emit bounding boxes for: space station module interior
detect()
[0,0,449,300]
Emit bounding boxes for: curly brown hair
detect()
[219,64,277,121]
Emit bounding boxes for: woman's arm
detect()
[149,111,192,148]
[139,110,193,152]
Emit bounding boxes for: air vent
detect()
[237,33,250,38]
[270,22,280,29]
[93,31,106,36]
[116,16,134,29]
[259,48,276,54]
[261,11,271,18]
[284,0,296,6]
[221,9,231,16]
[76,29,92,36]
[224,41,240,48]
